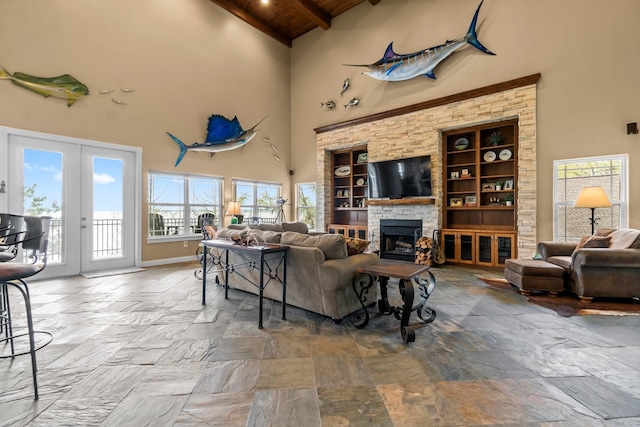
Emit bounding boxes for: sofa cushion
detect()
[546,255,572,274]
[608,229,640,249]
[227,224,247,230]
[249,223,284,232]
[281,231,348,259]
[346,238,370,256]
[282,221,309,234]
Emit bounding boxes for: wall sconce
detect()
[0,181,5,193]
[627,122,638,135]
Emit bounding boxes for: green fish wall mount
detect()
[0,66,89,107]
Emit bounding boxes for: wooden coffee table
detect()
[352,260,436,343]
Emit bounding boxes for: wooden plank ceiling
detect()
[208,0,381,47]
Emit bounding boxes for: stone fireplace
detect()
[315,75,539,259]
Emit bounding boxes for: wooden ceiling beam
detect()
[293,0,332,30]
[208,0,293,47]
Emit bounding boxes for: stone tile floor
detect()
[1,263,640,426]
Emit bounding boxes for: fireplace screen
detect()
[380,219,422,262]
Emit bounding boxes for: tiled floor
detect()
[1,262,640,426]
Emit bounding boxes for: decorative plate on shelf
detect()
[334,166,350,176]
[483,151,496,162]
[454,137,469,150]
[356,178,365,186]
[499,149,512,160]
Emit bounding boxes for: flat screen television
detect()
[367,155,432,199]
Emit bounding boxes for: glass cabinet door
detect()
[460,233,474,262]
[477,235,493,264]
[496,235,513,265]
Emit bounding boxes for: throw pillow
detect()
[582,236,611,248]
[575,235,591,250]
[594,228,615,237]
[346,237,370,256]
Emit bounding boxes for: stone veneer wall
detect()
[316,83,537,259]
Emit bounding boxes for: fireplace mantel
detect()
[366,198,436,206]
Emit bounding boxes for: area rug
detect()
[479,277,640,317]
[81,267,146,279]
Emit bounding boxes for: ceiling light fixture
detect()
[261,0,268,4]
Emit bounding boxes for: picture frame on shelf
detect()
[505,180,514,190]
[451,171,460,179]
[357,152,368,163]
[464,195,477,206]
[336,190,343,197]
[482,183,496,191]
[450,198,463,207]
[461,168,470,177]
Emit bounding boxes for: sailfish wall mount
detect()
[167,114,265,166]
[344,1,495,82]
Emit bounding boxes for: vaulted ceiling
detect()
[208,0,381,48]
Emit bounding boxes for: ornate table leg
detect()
[350,273,376,329]
[414,271,437,323]
[398,278,416,343]
[377,276,392,314]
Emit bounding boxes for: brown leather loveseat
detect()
[537,228,640,301]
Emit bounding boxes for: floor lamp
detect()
[574,186,612,235]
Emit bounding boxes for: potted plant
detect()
[489,131,504,146]
[505,194,514,206]
[495,180,503,191]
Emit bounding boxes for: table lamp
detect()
[226,201,243,224]
[574,186,612,234]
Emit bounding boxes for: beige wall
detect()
[2,0,639,264]
[291,0,640,240]
[0,0,291,262]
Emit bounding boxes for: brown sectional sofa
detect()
[214,222,379,320]
[537,228,640,301]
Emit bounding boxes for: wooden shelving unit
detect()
[442,120,518,266]
[329,146,368,239]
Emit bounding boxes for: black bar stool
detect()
[0,216,53,400]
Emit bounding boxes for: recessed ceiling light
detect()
[261,0,268,4]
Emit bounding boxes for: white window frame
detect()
[553,154,627,241]
[148,171,223,242]
[296,182,317,231]
[232,179,283,221]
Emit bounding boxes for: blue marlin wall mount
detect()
[344,1,495,82]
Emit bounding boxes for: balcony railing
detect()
[46,218,124,263]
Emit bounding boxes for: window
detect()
[296,182,316,230]
[148,171,223,238]
[554,155,627,241]
[233,179,282,221]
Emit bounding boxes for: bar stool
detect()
[0,216,53,400]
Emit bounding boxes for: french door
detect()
[3,129,138,279]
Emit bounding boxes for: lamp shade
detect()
[574,186,612,208]
[226,201,242,216]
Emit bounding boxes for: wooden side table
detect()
[352,260,436,342]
